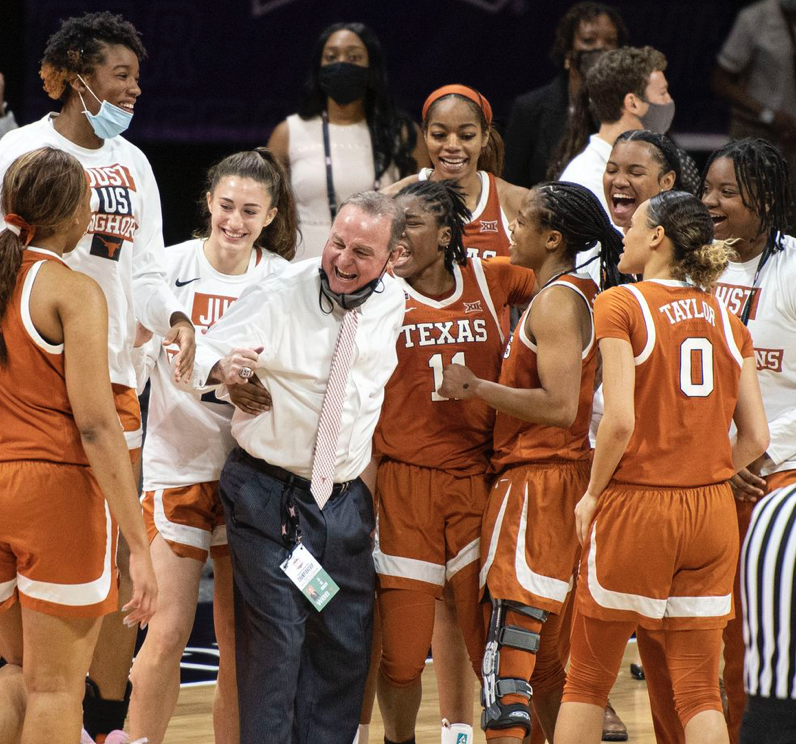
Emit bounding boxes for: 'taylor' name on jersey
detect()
[400,318,488,347]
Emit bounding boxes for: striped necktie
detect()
[310,308,359,509]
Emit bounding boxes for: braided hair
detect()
[396,179,471,274]
[702,138,792,321]
[703,138,792,252]
[534,181,627,289]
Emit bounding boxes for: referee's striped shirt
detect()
[741,482,796,699]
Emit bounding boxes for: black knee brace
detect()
[480,597,548,735]
[82,677,133,739]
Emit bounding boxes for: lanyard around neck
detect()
[321,110,382,221]
[740,235,775,326]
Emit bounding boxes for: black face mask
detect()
[572,48,606,77]
[318,62,369,105]
[318,260,387,312]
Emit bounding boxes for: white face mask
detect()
[77,75,133,140]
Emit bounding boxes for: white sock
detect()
[441,720,473,744]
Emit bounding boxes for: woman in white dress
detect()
[268,22,427,259]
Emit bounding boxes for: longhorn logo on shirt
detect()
[479,219,499,233]
[713,282,761,320]
[85,164,138,262]
[463,300,483,314]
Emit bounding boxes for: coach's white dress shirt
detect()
[192,258,405,482]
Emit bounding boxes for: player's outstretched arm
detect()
[439,286,585,427]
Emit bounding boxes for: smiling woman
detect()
[384,84,529,261]
[373,178,536,744]
[127,148,296,744]
[0,11,198,744]
[603,130,682,229]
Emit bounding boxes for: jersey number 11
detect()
[429,351,466,401]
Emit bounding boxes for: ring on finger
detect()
[239,366,253,379]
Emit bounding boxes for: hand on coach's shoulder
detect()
[228,374,272,416]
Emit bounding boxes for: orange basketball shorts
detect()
[141,481,229,562]
[578,481,738,630]
[480,458,588,614]
[374,459,490,597]
[0,460,118,618]
[112,383,142,452]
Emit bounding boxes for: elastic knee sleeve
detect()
[480,597,548,735]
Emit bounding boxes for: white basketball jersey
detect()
[143,239,287,489]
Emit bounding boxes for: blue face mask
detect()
[77,76,133,140]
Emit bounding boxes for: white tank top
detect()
[286,113,398,260]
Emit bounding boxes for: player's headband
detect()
[422,85,493,127]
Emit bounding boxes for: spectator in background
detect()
[557,46,674,220]
[0,73,18,139]
[502,2,628,190]
[268,22,427,260]
[713,0,796,215]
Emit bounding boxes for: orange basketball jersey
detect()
[595,279,754,487]
[492,274,599,469]
[374,257,535,475]
[0,249,89,466]
[418,169,511,259]
[462,172,512,260]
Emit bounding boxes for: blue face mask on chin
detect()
[77,76,133,140]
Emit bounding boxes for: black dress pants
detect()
[220,447,375,744]
[741,695,796,744]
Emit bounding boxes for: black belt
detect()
[240,450,353,498]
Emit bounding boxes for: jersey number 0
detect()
[679,338,714,398]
